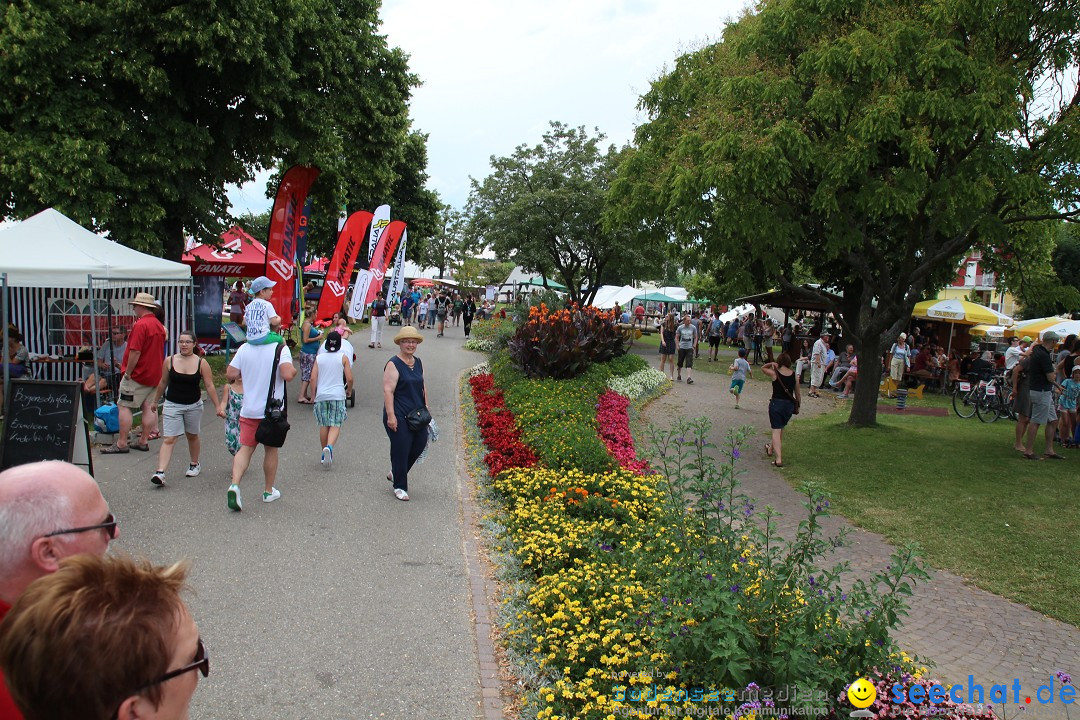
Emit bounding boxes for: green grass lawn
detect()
[780,403,1080,626]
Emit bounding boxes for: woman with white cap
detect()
[888,332,912,396]
[382,326,430,501]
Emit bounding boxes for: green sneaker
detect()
[227,484,242,512]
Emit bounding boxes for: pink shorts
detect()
[239,417,261,448]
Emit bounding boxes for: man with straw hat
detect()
[102,293,166,454]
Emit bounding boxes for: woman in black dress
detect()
[761,353,799,467]
[658,313,677,381]
[382,326,429,501]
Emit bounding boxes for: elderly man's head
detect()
[0,461,116,604]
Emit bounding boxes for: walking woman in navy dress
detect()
[382,326,429,501]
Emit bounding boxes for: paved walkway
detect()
[94,325,489,719]
[635,347,1079,719]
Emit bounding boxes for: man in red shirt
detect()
[102,293,167,454]
[634,303,645,327]
[0,461,118,720]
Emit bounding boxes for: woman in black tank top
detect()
[761,352,800,467]
[150,330,224,487]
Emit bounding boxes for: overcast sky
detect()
[226,0,749,217]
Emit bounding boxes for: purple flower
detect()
[808,576,815,586]
[738,556,747,563]
[705,573,714,581]
[732,448,741,459]
[1057,671,1073,685]
[661,596,669,605]
[841,593,848,601]
[731,584,741,594]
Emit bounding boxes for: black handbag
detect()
[405,406,432,432]
[255,343,290,447]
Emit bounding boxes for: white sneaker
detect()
[394,488,410,501]
[263,487,281,503]
[320,446,332,469]
[227,484,242,512]
[185,463,201,477]
[151,471,165,486]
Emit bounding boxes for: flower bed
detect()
[467,355,933,720]
[596,390,650,474]
[468,372,537,475]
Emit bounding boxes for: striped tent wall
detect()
[6,282,191,384]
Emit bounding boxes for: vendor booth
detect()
[182,226,266,350]
[2,208,192,406]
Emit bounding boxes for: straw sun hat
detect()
[129,292,159,308]
[393,326,424,345]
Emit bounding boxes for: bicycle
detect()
[976,372,1015,423]
[952,373,982,419]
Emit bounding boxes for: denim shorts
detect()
[768,398,795,429]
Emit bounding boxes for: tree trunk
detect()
[161,213,186,263]
[848,339,884,427]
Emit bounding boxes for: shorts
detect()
[224,391,243,455]
[811,365,826,388]
[238,416,261,448]
[768,398,795,429]
[314,400,347,427]
[678,348,694,368]
[709,335,721,349]
[890,358,906,383]
[730,378,745,394]
[162,400,203,437]
[300,352,316,381]
[436,310,447,320]
[1028,390,1057,425]
[117,376,155,409]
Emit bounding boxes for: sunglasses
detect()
[42,512,118,540]
[142,638,210,690]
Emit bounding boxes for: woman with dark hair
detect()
[462,294,477,339]
[658,313,677,381]
[382,326,428,501]
[1054,333,1078,383]
[311,330,353,469]
[761,353,799,467]
[150,330,224,487]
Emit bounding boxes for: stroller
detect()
[388,303,403,326]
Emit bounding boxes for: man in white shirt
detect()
[809,330,831,398]
[225,341,296,510]
[1004,335,1024,371]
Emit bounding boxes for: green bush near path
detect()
[780,406,1080,627]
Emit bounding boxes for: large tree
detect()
[613,0,1080,425]
[0,0,417,261]
[467,122,658,305]
[421,204,474,279]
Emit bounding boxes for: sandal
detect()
[131,442,150,452]
[771,460,784,468]
[368,343,375,348]
[1022,452,1041,461]
[764,443,773,457]
[1043,453,1066,460]
[146,430,161,441]
[100,444,130,454]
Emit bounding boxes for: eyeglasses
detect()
[42,512,118,540]
[140,638,210,690]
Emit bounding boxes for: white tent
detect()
[0,208,190,287]
[591,285,640,309]
[717,303,756,322]
[2,209,192,386]
[656,286,688,301]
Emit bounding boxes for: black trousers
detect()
[463,316,474,337]
[384,417,428,491]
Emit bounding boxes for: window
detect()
[47,299,81,346]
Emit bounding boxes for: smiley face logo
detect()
[847,678,877,709]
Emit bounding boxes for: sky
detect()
[226,0,750,217]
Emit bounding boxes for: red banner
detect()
[316,210,373,323]
[265,165,320,328]
[363,220,406,306]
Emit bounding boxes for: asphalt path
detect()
[93,325,487,719]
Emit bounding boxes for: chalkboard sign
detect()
[1,380,93,474]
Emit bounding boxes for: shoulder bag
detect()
[776,371,800,414]
[255,343,290,447]
[399,356,432,431]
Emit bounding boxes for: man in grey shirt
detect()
[676,314,699,384]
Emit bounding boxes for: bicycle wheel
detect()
[953,386,978,418]
[976,392,1001,423]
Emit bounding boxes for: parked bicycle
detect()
[976,371,1015,423]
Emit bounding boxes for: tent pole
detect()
[2,273,9,409]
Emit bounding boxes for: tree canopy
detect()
[612,0,1080,425]
[0,0,424,261]
[467,122,661,305]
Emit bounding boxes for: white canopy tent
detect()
[591,285,640,310]
[2,209,193,392]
